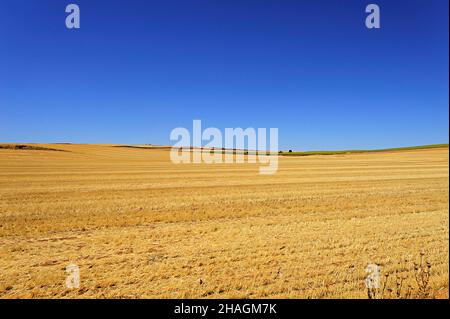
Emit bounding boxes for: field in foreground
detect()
[0,144,448,298]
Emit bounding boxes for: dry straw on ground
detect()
[0,144,448,298]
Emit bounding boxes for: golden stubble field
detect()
[0,144,448,298]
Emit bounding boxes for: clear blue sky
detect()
[1,0,448,150]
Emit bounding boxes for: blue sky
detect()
[0,0,448,150]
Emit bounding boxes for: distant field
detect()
[282,143,449,156]
[0,144,448,298]
[0,144,66,152]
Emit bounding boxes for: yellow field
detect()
[0,144,448,298]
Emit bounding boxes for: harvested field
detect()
[0,144,448,298]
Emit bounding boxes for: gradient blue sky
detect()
[1,0,448,150]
